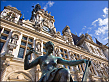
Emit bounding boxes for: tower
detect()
[30,4,56,36]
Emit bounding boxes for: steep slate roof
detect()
[72,33,82,45]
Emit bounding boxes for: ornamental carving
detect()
[7,72,32,81]
[36,39,42,52]
[36,42,41,52]
[50,27,57,37]
[8,31,21,54]
[34,23,43,32]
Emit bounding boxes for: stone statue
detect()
[30,4,41,21]
[36,42,41,52]
[24,41,91,82]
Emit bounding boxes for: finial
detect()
[22,14,25,20]
[49,12,51,14]
[75,32,77,35]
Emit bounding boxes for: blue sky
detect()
[1,1,108,45]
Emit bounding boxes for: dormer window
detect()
[90,46,95,53]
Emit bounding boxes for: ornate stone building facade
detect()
[0,4,108,82]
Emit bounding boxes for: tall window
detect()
[0,28,10,53]
[60,48,68,59]
[18,47,25,58]
[0,42,5,53]
[18,35,33,60]
[3,29,9,34]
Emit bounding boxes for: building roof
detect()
[72,33,82,45]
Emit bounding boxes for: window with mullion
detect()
[64,50,67,53]
[26,49,31,60]
[28,43,32,48]
[18,47,25,58]
[60,49,63,52]
[0,42,5,53]
[22,36,27,40]
[21,41,26,46]
[1,35,7,40]
[65,55,68,58]
[61,54,64,57]
[28,38,33,42]
[3,29,9,34]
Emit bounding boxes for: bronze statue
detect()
[24,41,91,82]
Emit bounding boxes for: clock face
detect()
[43,26,50,32]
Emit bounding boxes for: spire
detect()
[75,32,77,35]
[94,37,102,45]
[22,14,25,20]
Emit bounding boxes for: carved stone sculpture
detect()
[36,42,41,52]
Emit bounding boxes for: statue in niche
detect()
[50,27,57,37]
[24,41,91,82]
[11,34,18,45]
[36,42,41,52]
[8,34,18,54]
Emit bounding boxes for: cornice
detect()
[1,18,108,63]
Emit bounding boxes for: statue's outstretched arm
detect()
[24,48,41,70]
[57,57,91,66]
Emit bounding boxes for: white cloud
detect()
[48,1,54,7]
[82,26,86,30]
[102,7,108,18]
[91,7,108,36]
[43,1,55,11]
[79,32,82,36]
[98,18,108,26]
[81,7,108,45]
[92,19,98,26]
[93,7,108,45]
[103,37,109,41]
[43,6,47,11]
[95,25,108,35]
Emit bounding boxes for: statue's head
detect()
[35,4,41,11]
[45,41,54,53]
